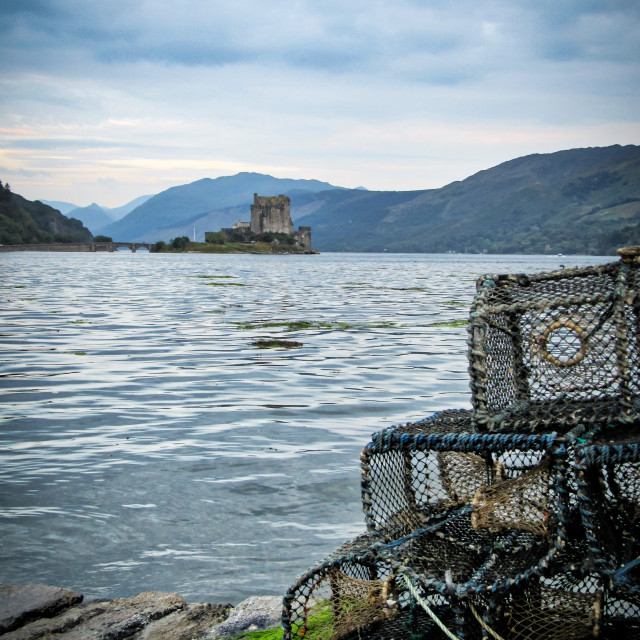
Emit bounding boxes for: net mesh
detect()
[482,576,603,640]
[575,424,640,579]
[361,427,561,545]
[471,456,552,536]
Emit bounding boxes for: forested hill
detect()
[0,182,93,245]
[291,144,640,255]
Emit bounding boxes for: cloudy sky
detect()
[1,0,639,207]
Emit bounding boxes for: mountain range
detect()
[19,144,640,254]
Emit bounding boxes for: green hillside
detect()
[0,182,93,245]
[293,145,640,255]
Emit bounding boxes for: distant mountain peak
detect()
[66,203,113,234]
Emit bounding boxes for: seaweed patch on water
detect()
[342,284,426,291]
[251,339,303,349]
[202,281,246,287]
[234,320,397,331]
[429,319,468,328]
[236,320,331,331]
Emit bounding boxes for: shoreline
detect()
[0,583,283,639]
[0,241,319,255]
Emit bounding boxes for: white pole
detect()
[193,225,196,242]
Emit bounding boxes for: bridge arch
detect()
[91,242,153,252]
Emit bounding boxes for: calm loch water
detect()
[0,251,611,604]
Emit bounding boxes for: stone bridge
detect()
[92,242,152,252]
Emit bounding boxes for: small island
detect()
[157,193,317,254]
[198,194,317,254]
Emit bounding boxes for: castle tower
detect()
[250,194,294,235]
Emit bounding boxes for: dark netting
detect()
[475,573,605,640]
[468,249,640,433]
[575,425,640,580]
[372,409,476,438]
[282,249,640,640]
[602,587,640,638]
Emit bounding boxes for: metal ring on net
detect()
[537,320,587,368]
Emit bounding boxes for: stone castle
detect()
[212,194,312,250]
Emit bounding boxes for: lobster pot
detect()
[468,249,640,433]
[361,427,568,547]
[282,543,457,640]
[574,425,640,576]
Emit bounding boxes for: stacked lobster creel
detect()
[460,245,640,638]
[282,248,640,640]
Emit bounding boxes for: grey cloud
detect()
[0,0,476,79]
[0,0,61,21]
[3,0,638,68]
[1,0,635,98]
[512,2,640,63]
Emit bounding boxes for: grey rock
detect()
[136,602,232,640]
[202,596,282,639]
[2,591,187,640]
[0,583,83,634]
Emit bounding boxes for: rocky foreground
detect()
[0,583,283,639]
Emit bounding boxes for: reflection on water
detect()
[0,251,611,603]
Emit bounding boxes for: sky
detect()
[1,0,639,208]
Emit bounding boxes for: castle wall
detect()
[295,226,312,249]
